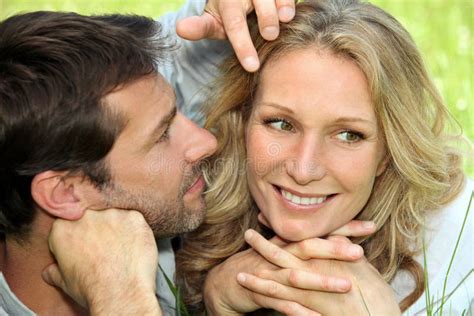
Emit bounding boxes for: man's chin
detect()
[151,208,205,239]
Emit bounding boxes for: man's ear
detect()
[31,171,85,220]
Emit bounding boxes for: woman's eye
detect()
[336,131,364,143]
[265,118,294,132]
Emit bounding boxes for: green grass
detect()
[1,0,472,176]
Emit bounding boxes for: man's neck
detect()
[0,217,87,315]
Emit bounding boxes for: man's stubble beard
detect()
[98,168,206,238]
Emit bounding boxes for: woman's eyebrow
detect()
[256,102,295,114]
[332,116,375,125]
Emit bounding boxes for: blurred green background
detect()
[1,0,472,175]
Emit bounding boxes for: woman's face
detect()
[245,48,388,241]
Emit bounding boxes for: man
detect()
[0,0,299,314]
[0,10,218,315]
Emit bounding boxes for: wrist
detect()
[203,268,243,316]
[88,283,161,315]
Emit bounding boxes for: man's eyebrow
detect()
[149,106,177,139]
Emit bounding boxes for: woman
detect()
[176,0,472,314]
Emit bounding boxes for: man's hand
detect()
[176,0,297,72]
[42,209,162,315]
[203,220,375,315]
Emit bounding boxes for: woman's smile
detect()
[245,48,388,241]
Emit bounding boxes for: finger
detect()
[254,0,280,40]
[176,13,225,40]
[257,212,271,228]
[276,0,296,22]
[238,272,322,315]
[219,1,259,72]
[329,220,376,237]
[48,218,70,255]
[283,237,364,261]
[42,263,65,289]
[268,234,288,247]
[245,229,301,268]
[250,290,321,316]
[255,268,351,292]
[42,264,89,307]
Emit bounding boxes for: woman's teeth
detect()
[281,189,327,206]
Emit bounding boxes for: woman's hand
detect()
[204,245,346,316]
[238,234,401,316]
[203,220,375,315]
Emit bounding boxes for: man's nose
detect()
[180,114,217,164]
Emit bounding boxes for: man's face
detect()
[90,74,217,238]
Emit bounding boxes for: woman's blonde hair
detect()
[176,0,465,312]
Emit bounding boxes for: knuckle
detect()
[288,269,300,286]
[128,210,145,223]
[331,241,345,257]
[320,275,331,291]
[297,239,308,253]
[255,269,266,278]
[225,15,246,32]
[50,220,61,233]
[50,219,68,236]
[283,302,300,315]
[267,282,278,296]
[270,249,281,261]
[258,11,278,24]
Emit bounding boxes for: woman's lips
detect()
[272,184,336,210]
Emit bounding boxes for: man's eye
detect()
[336,131,364,143]
[264,118,294,132]
[157,125,170,143]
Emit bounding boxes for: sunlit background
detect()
[1,0,472,175]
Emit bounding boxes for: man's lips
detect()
[185,175,205,195]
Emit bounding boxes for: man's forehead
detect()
[103,73,175,114]
[100,73,177,154]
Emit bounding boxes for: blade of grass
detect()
[423,233,433,315]
[437,191,472,316]
[158,264,190,316]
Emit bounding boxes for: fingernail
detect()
[237,273,246,283]
[242,56,259,72]
[350,245,363,258]
[278,6,295,22]
[263,26,279,40]
[336,278,351,291]
[363,221,376,229]
[244,229,254,241]
[41,270,51,284]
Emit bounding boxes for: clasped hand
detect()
[204,221,401,316]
